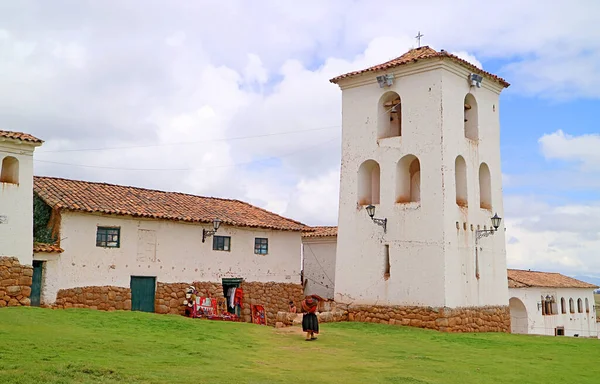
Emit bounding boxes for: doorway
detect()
[130,276,156,313]
[30,261,43,307]
[222,278,242,316]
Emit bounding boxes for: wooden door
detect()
[130,276,156,313]
[30,261,43,307]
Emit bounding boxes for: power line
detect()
[34,135,339,171]
[36,125,340,153]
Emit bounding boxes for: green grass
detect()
[0,308,599,384]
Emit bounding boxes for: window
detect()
[455,156,468,207]
[561,297,566,314]
[0,156,19,184]
[577,298,583,313]
[585,298,590,313]
[479,163,492,210]
[569,298,575,314]
[96,227,120,248]
[378,91,401,139]
[213,236,231,251]
[254,238,268,255]
[396,155,421,204]
[383,244,390,280]
[464,93,478,140]
[357,160,381,205]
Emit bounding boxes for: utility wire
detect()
[34,135,339,171]
[36,125,340,153]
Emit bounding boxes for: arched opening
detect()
[455,155,468,207]
[357,160,380,205]
[585,298,590,313]
[577,298,583,313]
[569,298,575,314]
[0,156,19,184]
[396,155,420,204]
[378,91,401,139]
[561,297,566,314]
[479,163,492,210]
[464,93,478,140]
[509,297,528,334]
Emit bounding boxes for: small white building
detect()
[302,226,337,299]
[508,269,598,337]
[32,176,307,317]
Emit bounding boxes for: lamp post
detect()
[474,213,502,279]
[202,218,222,243]
[365,204,387,233]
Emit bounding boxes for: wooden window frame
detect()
[213,235,231,252]
[96,226,121,248]
[254,238,268,255]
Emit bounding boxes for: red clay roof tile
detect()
[507,269,598,289]
[33,176,308,231]
[302,226,338,238]
[330,46,509,87]
[33,243,64,253]
[0,130,43,144]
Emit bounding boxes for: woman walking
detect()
[301,295,319,341]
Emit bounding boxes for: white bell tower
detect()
[331,47,510,309]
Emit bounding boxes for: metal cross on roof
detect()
[415,31,424,48]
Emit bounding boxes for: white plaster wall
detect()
[43,211,302,303]
[509,287,598,337]
[33,252,61,305]
[334,60,508,307]
[302,237,336,299]
[0,141,37,265]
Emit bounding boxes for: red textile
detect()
[234,288,243,307]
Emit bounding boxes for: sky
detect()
[1,1,599,278]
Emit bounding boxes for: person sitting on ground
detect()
[301,295,319,341]
[289,301,297,313]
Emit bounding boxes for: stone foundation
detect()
[53,286,131,310]
[240,281,304,325]
[155,281,222,315]
[0,257,33,307]
[344,304,511,333]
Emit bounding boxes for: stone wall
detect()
[345,304,511,333]
[53,286,131,310]
[0,256,33,307]
[155,281,222,315]
[240,282,304,325]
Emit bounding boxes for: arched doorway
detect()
[509,297,528,334]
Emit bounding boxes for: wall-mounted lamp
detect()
[475,213,502,243]
[537,301,543,311]
[366,204,387,233]
[202,218,222,243]
[376,74,394,88]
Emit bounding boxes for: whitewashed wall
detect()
[0,141,38,265]
[40,211,302,304]
[509,287,598,337]
[334,59,508,307]
[302,236,336,299]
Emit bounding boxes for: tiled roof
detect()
[330,46,510,87]
[303,226,338,238]
[33,243,64,253]
[507,269,598,289]
[33,176,308,231]
[0,130,43,144]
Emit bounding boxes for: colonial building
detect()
[330,46,511,331]
[508,269,598,337]
[31,176,307,322]
[302,226,337,299]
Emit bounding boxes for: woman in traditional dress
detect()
[301,295,319,341]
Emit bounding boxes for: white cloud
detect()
[451,51,482,69]
[539,130,600,171]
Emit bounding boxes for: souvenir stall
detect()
[183,285,241,322]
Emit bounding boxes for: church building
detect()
[330,46,511,332]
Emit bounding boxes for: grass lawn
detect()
[0,308,599,384]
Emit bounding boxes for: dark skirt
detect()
[302,312,319,334]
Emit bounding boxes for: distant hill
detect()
[573,275,600,291]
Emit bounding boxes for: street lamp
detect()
[202,218,222,243]
[474,213,502,280]
[365,204,387,233]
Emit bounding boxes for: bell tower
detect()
[0,130,43,265]
[331,47,510,310]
